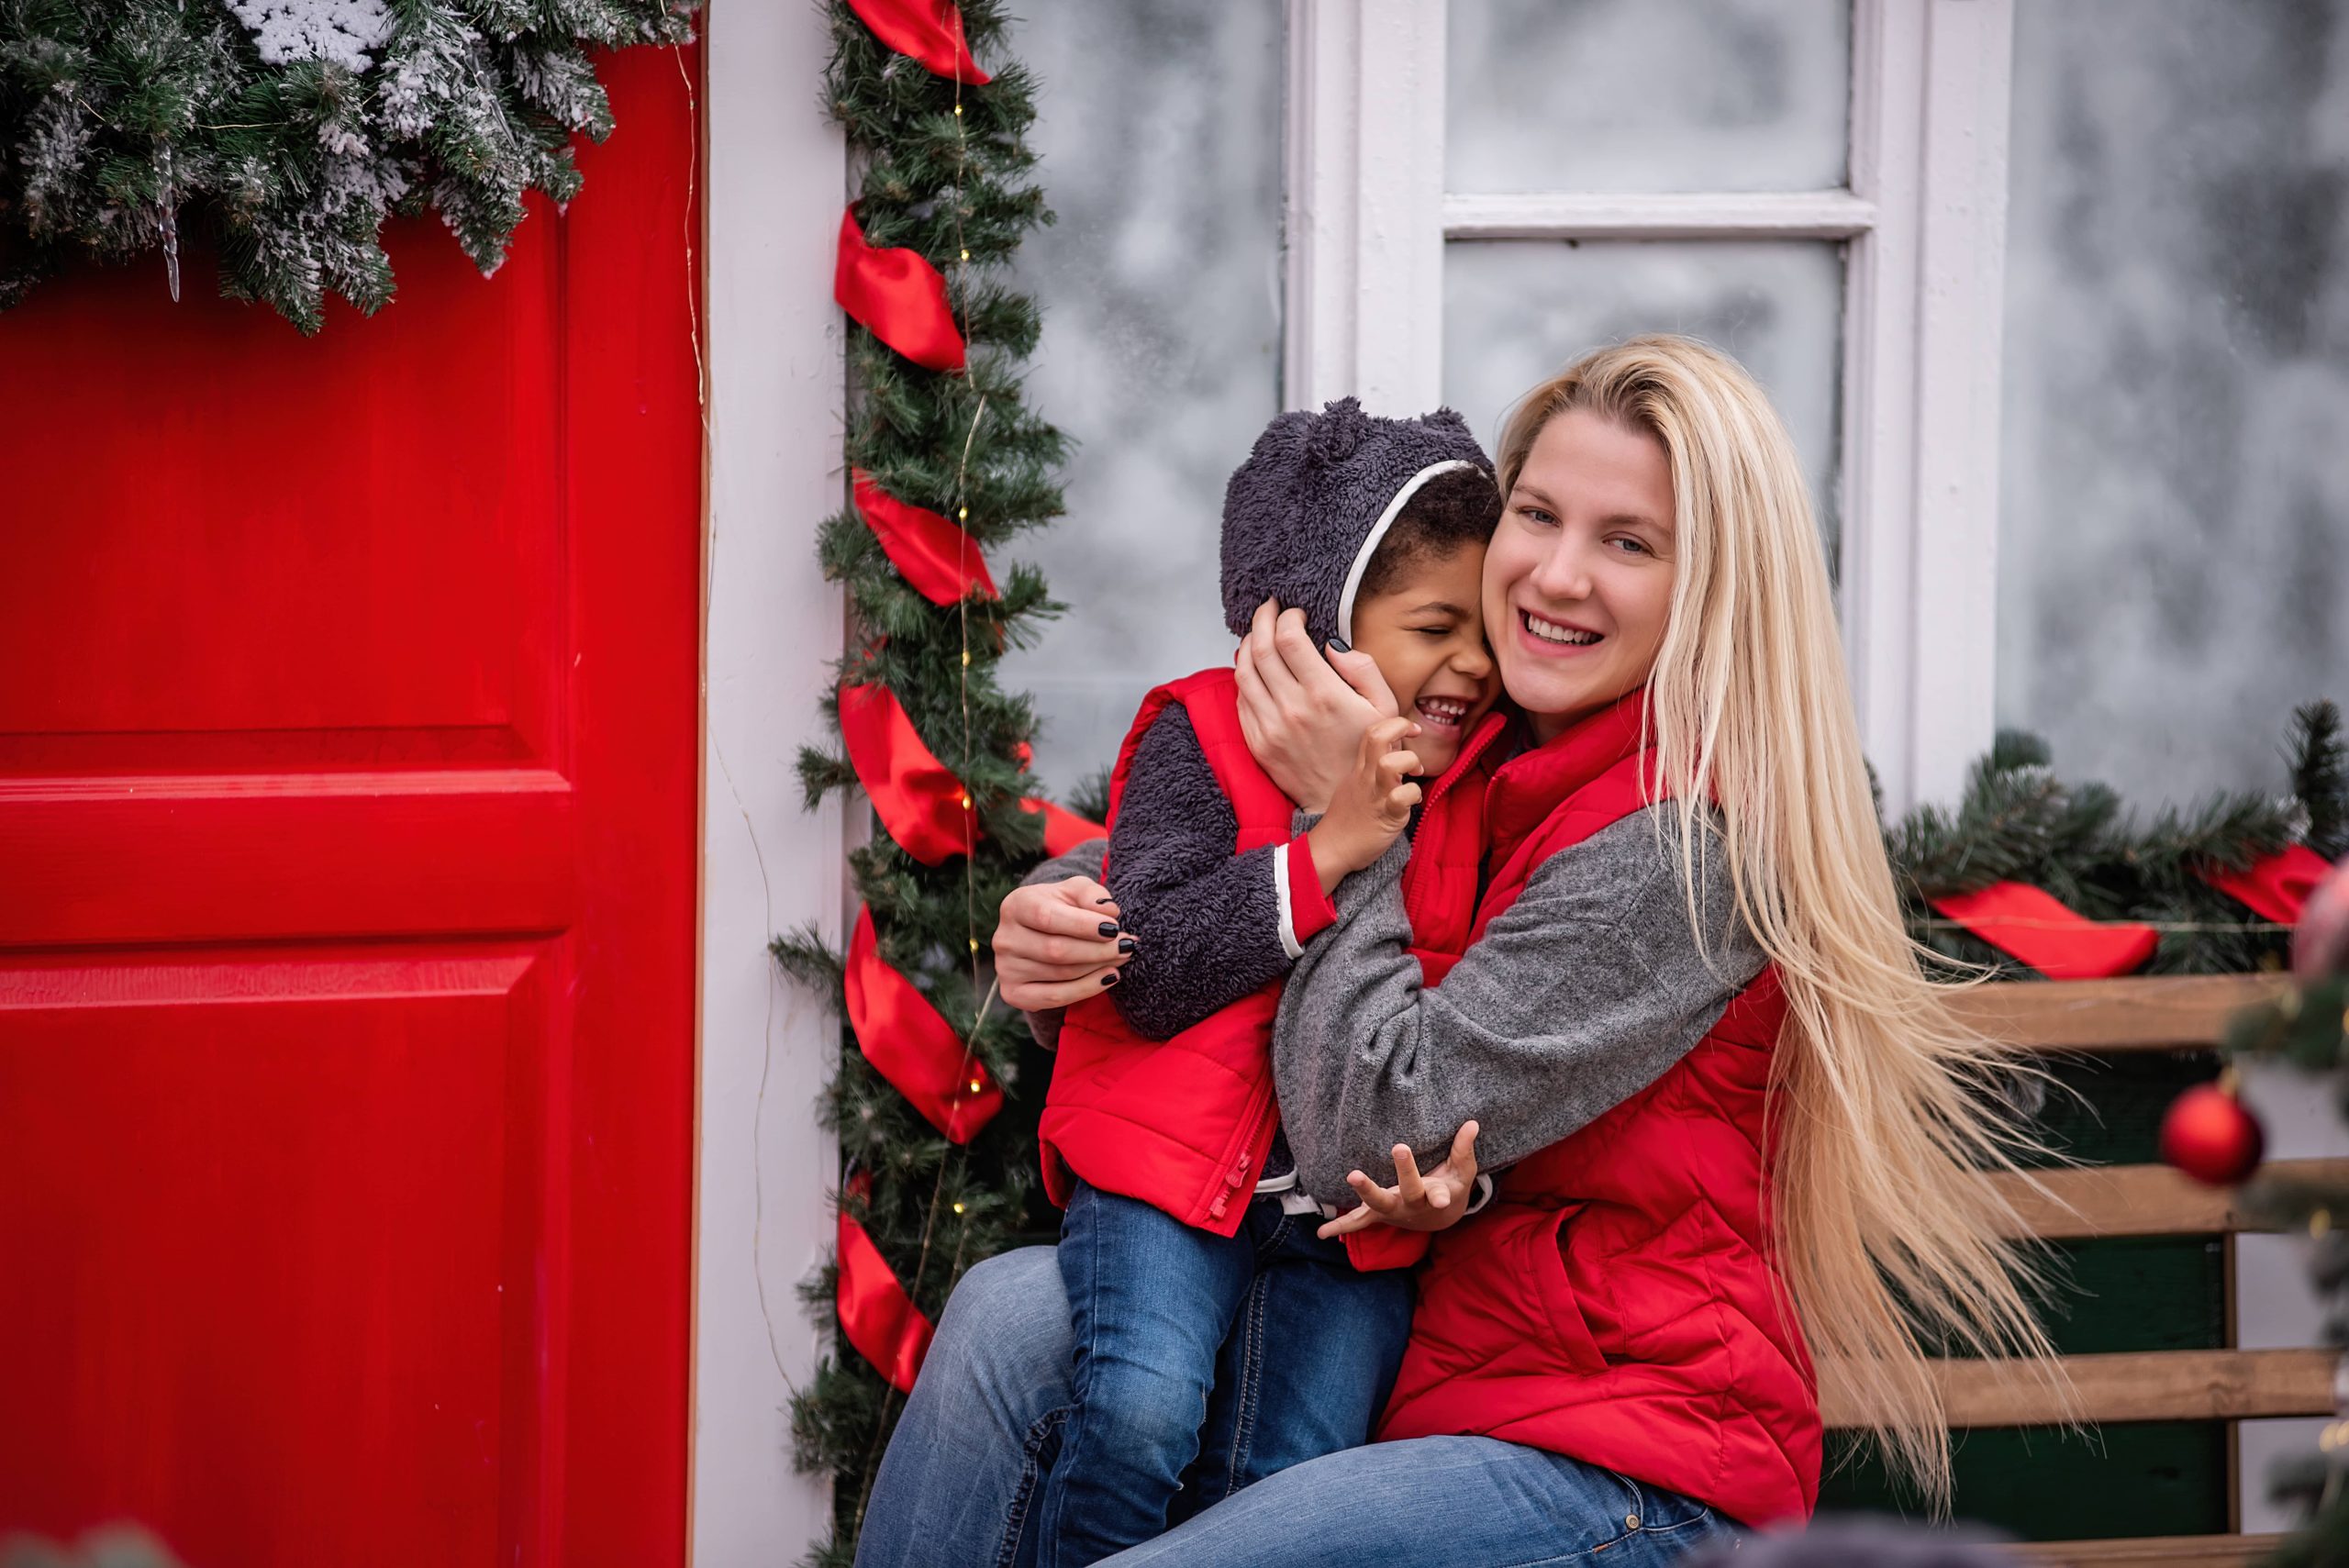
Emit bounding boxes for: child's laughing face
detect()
[1348,543,1500,778]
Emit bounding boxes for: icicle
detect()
[160,143,181,304]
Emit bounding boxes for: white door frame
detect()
[1285,0,2014,814]
[693,2,843,1562]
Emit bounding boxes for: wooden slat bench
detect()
[1822,974,2311,1566]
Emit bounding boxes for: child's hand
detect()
[1316,1121,1483,1239]
[1303,715,1421,892]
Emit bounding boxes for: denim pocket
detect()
[1609,1468,1726,1545]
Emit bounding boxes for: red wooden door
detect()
[0,46,702,1568]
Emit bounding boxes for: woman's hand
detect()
[1316,1121,1483,1239]
[991,876,1133,1014]
[1232,600,1398,811]
[1304,715,1421,893]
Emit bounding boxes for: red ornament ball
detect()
[2159,1084,2266,1186]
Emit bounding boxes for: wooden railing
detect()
[1827,974,2308,1567]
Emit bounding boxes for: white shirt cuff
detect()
[1272,842,1304,960]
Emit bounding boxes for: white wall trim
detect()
[1444,190,1878,241]
[693,2,842,1562]
[1284,0,1449,413]
[1839,0,2013,816]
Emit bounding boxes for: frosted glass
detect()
[1442,240,1844,557]
[997,2,1286,795]
[1996,0,2349,799]
[1446,0,1851,195]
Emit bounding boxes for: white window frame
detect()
[1283,0,2015,815]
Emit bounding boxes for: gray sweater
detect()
[1027,804,1765,1207]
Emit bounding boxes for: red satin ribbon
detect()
[838,682,980,864]
[835,209,967,374]
[854,470,999,605]
[2200,843,2333,925]
[846,906,1004,1142]
[1930,881,2158,980]
[843,0,991,83]
[1020,796,1106,858]
[837,1172,934,1393]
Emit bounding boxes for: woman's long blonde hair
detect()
[1496,335,2065,1510]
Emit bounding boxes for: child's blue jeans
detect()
[1037,1178,1415,1568]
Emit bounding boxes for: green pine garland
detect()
[1887,700,2344,977]
[771,6,1067,1563]
[0,0,696,333]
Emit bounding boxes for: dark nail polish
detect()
[1097,921,1120,938]
[1118,937,1137,954]
[1100,971,1120,986]
[1095,896,1116,905]
[1327,637,1351,653]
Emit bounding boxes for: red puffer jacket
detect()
[1376,695,1821,1528]
[1039,667,1504,1271]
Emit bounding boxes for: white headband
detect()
[1333,460,1489,643]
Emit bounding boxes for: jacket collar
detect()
[1483,693,1654,873]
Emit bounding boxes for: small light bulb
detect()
[954,104,963,117]
[960,792,973,809]
[957,506,968,520]
[960,250,971,262]
[962,650,972,667]
[968,1078,984,1094]
[952,1202,965,1215]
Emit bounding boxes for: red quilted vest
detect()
[1039,668,1505,1272]
[1377,695,1822,1528]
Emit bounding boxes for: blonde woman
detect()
[855,336,2057,1567]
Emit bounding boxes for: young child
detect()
[1033,400,1508,1568]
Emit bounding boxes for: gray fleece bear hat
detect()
[1219,397,1498,650]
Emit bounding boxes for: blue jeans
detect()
[1040,1182,1414,1567]
[854,1246,1742,1568]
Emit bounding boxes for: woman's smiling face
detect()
[1483,409,1678,743]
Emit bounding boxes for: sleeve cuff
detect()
[1275,834,1338,958]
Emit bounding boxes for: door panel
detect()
[0,43,702,1568]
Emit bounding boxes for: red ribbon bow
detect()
[837,1172,935,1393]
[1929,881,2158,980]
[853,470,998,605]
[838,682,980,864]
[835,208,967,374]
[1020,795,1106,858]
[846,906,1004,1142]
[2200,843,2333,925]
[843,0,990,83]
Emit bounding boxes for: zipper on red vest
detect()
[1422,711,1509,810]
[1205,1076,1278,1223]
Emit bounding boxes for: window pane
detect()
[1446,0,1851,195]
[1000,2,1286,795]
[1442,240,1845,557]
[1996,0,2348,797]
